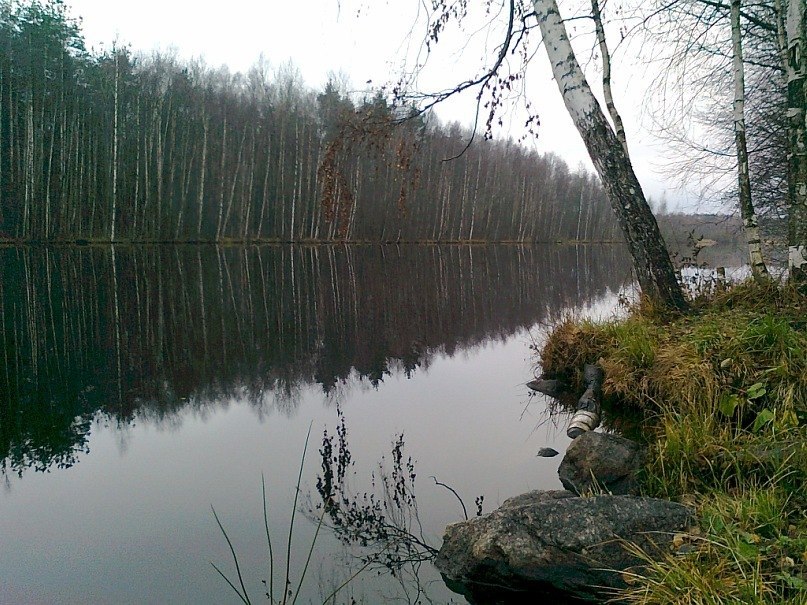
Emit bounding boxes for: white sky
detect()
[66,0,704,210]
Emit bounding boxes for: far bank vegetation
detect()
[0,0,625,244]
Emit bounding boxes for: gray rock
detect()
[536,447,560,458]
[558,431,645,496]
[435,491,693,603]
[526,378,567,398]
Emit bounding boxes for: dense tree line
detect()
[0,244,632,474]
[0,0,620,242]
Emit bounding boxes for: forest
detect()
[0,0,623,243]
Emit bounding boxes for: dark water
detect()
[0,244,633,604]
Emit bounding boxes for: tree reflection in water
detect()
[0,244,631,476]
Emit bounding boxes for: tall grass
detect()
[211,426,329,605]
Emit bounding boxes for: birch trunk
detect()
[241,130,256,241]
[590,0,628,156]
[469,154,481,240]
[532,0,687,310]
[111,52,119,242]
[258,137,271,240]
[45,107,56,238]
[290,120,300,240]
[155,101,164,239]
[23,98,33,238]
[215,115,227,240]
[197,114,208,239]
[731,0,768,280]
[222,127,247,238]
[785,0,807,281]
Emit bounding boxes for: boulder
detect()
[526,378,567,398]
[558,432,644,496]
[435,490,693,603]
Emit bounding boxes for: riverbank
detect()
[540,280,806,604]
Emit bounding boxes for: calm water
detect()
[0,244,634,604]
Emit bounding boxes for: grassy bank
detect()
[540,281,807,604]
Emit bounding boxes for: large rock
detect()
[558,432,645,496]
[526,378,567,398]
[435,490,692,603]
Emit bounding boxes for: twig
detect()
[430,476,468,520]
[320,557,374,604]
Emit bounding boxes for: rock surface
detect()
[558,431,645,496]
[536,447,560,458]
[526,378,567,398]
[435,490,693,603]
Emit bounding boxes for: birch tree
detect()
[532,0,687,310]
[2,0,624,245]
[731,0,768,279]
[783,0,806,281]
[642,0,802,277]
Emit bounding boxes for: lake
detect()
[1,244,636,604]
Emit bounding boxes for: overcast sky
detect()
[66,0,703,210]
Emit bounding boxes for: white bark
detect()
[731,0,768,279]
[774,0,789,71]
[533,2,599,125]
[785,0,805,57]
[790,245,807,270]
[591,0,628,156]
[111,51,119,242]
[215,115,227,240]
[197,115,208,239]
[784,0,807,280]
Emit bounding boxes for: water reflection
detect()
[1,244,630,479]
[0,244,640,604]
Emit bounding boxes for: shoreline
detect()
[536,279,807,604]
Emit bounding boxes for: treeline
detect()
[0,0,620,242]
[0,244,632,475]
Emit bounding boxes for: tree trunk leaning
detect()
[532,0,688,311]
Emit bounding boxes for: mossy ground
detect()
[540,280,807,604]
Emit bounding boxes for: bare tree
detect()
[2,0,626,246]
[640,0,802,277]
